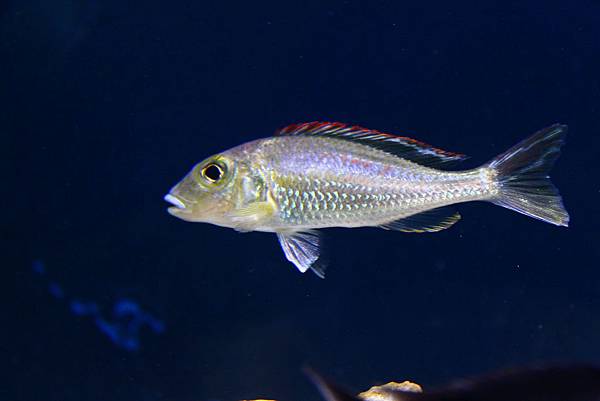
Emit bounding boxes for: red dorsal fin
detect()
[276,122,467,166]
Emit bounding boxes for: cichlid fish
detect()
[305,364,600,401]
[243,377,422,401]
[165,122,569,277]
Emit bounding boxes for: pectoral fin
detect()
[277,231,324,278]
[226,201,275,232]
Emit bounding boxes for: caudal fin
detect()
[487,124,569,227]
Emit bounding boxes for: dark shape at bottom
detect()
[305,364,600,401]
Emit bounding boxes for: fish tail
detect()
[486,124,569,226]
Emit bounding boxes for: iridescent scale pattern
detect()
[236,136,499,230]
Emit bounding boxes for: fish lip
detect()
[164,194,186,210]
[167,206,188,216]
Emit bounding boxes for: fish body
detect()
[241,135,494,231]
[165,122,569,276]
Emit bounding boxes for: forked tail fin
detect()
[486,124,569,227]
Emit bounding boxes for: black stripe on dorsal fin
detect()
[276,122,467,167]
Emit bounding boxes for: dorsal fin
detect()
[276,122,467,166]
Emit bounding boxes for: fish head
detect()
[164,153,238,225]
[164,149,266,228]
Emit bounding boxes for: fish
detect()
[164,122,569,277]
[242,380,422,401]
[304,364,600,401]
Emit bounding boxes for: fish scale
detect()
[263,136,496,229]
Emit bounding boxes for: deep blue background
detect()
[4,1,600,401]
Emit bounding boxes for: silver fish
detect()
[165,122,569,277]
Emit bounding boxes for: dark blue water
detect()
[5,1,600,401]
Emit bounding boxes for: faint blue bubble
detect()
[95,318,122,344]
[147,316,166,334]
[48,282,65,299]
[32,260,46,275]
[33,259,165,351]
[70,300,99,316]
[114,298,140,316]
[119,337,140,352]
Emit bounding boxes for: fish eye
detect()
[201,163,224,183]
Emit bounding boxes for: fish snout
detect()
[164,193,185,209]
[164,193,191,217]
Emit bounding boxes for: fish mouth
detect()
[164,193,190,215]
[164,194,185,209]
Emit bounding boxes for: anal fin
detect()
[277,231,325,278]
[379,207,461,233]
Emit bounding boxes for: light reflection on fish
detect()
[165,122,569,277]
[305,365,600,401]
